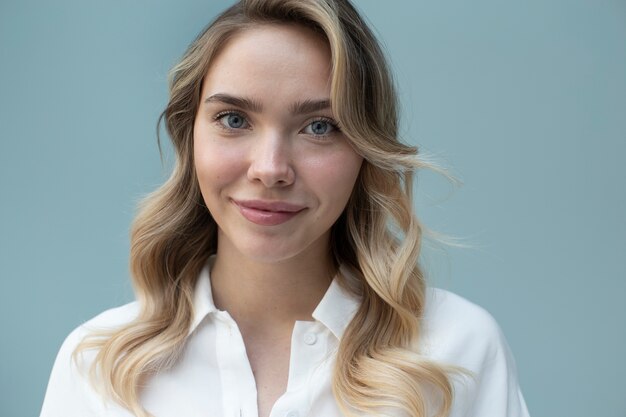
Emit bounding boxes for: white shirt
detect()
[40,263,531,417]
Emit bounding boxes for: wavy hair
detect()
[75,1,456,416]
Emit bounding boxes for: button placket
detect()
[215,311,258,417]
[270,321,326,417]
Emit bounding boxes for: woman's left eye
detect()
[302,119,338,137]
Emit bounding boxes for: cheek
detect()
[195,147,232,184]
[309,149,363,206]
[193,132,245,190]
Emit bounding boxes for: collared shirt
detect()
[40,262,531,417]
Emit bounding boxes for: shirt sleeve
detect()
[39,326,105,417]
[459,318,531,417]
[424,289,531,417]
[40,302,140,417]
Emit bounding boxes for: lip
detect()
[232,199,306,226]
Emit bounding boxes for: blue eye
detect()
[216,112,249,129]
[303,119,337,136]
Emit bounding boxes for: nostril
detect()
[247,145,295,187]
[247,161,295,187]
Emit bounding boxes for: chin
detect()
[231,232,328,265]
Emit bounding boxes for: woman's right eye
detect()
[214,112,249,130]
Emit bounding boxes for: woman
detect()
[40,1,530,416]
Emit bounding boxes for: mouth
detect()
[232,199,306,226]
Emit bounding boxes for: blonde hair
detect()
[75,1,456,416]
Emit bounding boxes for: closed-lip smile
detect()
[232,199,306,226]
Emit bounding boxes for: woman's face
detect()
[193,24,363,264]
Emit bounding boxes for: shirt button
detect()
[303,332,317,345]
[286,411,299,417]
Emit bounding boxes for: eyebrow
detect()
[289,98,331,115]
[204,93,331,115]
[204,94,263,113]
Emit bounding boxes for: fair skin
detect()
[193,24,363,417]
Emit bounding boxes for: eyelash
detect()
[213,110,250,131]
[304,117,340,139]
[211,111,341,139]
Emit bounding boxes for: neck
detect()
[209,237,336,332]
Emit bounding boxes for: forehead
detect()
[201,24,333,99]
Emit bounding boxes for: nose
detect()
[247,132,295,187]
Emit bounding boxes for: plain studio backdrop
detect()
[1,1,624,416]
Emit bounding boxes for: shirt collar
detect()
[188,256,218,334]
[188,257,361,339]
[312,264,361,339]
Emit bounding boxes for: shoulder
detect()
[80,301,141,332]
[421,287,513,370]
[40,302,139,417]
[50,301,140,373]
[420,288,531,417]
[52,302,141,376]
[422,288,502,343]
[58,301,140,353]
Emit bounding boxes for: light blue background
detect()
[1,1,624,416]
